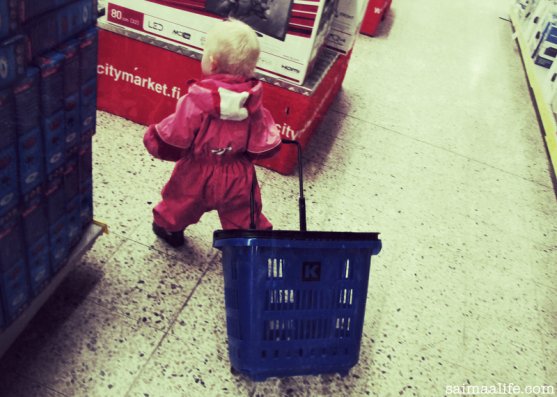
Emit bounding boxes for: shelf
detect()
[0,224,104,359]
[511,11,557,178]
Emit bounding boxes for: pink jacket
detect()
[144,74,281,161]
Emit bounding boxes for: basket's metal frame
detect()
[250,140,306,231]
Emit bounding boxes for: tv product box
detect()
[0,144,19,216]
[65,93,81,149]
[13,67,41,134]
[0,35,27,90]
[24,0,98,57]
[45,167,66,224]
[79,28,98,83]
[36,52,65,116]
[60,39,81,97]
[42,110,66,174]
[360,0,391,36]
[0,88,16,149]
[18,127,44,194]
[325,0,368,53]
[106,0,337,84]
[533,22,557,68]
[0,0,18,40]
[0,208,30,323]
[49,215,69,273]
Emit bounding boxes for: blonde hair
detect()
[204,19,260,77]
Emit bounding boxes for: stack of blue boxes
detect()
[0,0,97,330]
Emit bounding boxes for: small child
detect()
[144,19,281,247]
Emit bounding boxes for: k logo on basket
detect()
[302,262,321,282]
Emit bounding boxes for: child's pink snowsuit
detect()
[144,74,281,231]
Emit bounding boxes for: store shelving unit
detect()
[0,224,103,359]
[510,10,557,178]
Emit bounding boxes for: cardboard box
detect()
[36,52,65,116]
[513,0,540,21]
[45,167,66,227]
[21,190,49,249]
[0,297,4,329]
[60,39,81,97]
[0,88,16,149]
[80,78,97,137]
[21,197,51,296]
[106,0,337,84]
[533,21,557,67]
[26,236,51,295]
[66,195,81,248]
[49,215,69,273]
[0,144,19,216]
[18,127,44,194]
[79,135,93,186]
[0,209,30,323]
[13,67,41,135]
[547,54,557,112]
[79,180,93,229]
[65,94,81,149]
[0,0,18,40]
[65,148,80,199]
[326,0,368,53]
[79,28,98,83]
[42,110,66,174]
[524,0,553,55]
[0,35,27,90]
[24,0,98,57]
[360,0,391,36]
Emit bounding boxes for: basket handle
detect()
[249,139,306,231]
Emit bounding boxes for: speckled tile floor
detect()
[1,0,556,396]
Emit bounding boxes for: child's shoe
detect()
[152,222,185,247]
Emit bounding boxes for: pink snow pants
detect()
[153,156,271,231]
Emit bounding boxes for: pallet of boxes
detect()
[98,0,369,174]
[0,0,98,335]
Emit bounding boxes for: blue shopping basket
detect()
[213,140,382,381]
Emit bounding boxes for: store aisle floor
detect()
[1,0,556,396]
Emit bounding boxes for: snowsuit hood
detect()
[187,74,264,121]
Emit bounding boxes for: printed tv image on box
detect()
[205,0,294,40]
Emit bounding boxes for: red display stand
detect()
[97,20,350,175]
[360,0,392,36]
